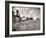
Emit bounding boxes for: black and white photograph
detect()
[12,7,40,31]
[5,1,45,37]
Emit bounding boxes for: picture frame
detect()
[5,1,45,37]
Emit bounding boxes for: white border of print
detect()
[9,3,43,35]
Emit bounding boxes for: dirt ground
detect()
[12,18,40,31]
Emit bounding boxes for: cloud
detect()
[13,7,40,19]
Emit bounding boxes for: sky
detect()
[13,7,40,19]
